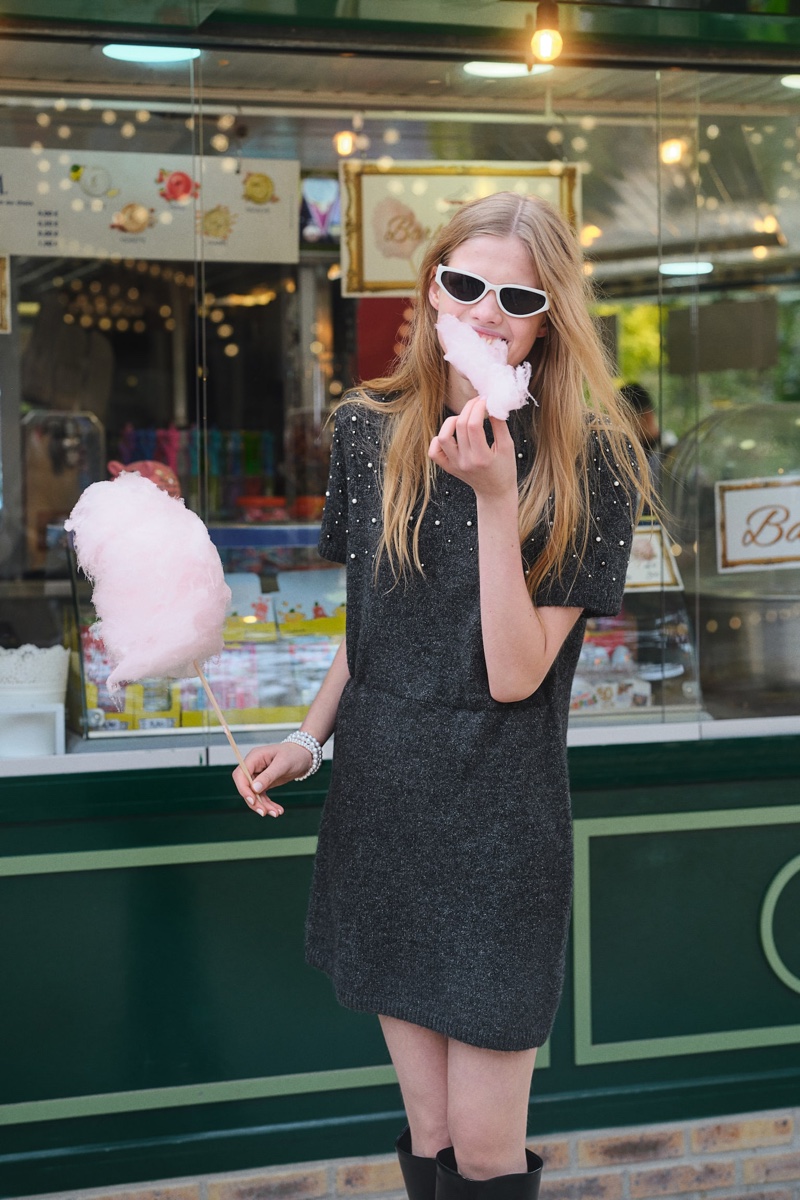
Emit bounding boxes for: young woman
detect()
[233,192,648,1200]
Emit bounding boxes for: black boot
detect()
[435,1146,543,1200]
[396,1126,439,1200]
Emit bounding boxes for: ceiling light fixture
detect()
[102,44,201,64]
[580,224,603,247]
[333,130,357,157]
[526,1,563,66]
[659,262,714,276]
[463,61,553,78]
[780,75,800,89]
[660,137,686,165]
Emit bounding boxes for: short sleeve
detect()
[534,432,638,618]
[317,406,351,564]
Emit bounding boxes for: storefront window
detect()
[1,40,798,761]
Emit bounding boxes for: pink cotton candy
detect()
[436,313,534,420]
[65,472,231,691]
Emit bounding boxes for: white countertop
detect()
[1,714,799,777]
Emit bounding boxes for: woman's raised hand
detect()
[428,396,518,501]
[232,741,314,817]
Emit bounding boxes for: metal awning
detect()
[1,1,800,70]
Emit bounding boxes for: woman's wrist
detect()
[282,730,323,779]
[475,487,520,519]
[300,724,328,746]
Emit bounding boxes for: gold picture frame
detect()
[0,255,10,334]
[715,476,800,572]
[625,522,684,592]
[340,160,580,297]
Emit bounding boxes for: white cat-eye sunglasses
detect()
[435,264,550,319]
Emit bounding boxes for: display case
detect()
[59,510,701,745]
[66,523,345,740]
[663,403,800,719]
[1,43,799,758]
[568,520,701,723]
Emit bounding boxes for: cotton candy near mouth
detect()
[436,313,533,420]
[65,472,231,691]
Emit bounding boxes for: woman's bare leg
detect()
[380,1015,537,1177]
[446,1040,537,1179]
[379,1015,451,1157]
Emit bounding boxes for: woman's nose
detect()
[471,289,503,321]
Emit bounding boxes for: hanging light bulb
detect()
[660,137,686,165]
[529,1,563,64]
[333,129,357,156]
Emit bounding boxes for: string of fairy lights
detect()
[48,268,303,360]
[52,262,191,336]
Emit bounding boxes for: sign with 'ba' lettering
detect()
[715,476,800,571]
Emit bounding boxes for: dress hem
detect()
[305,949,549,1053]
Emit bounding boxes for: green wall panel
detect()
[576,810,800,1055]
[1,738,799,1197]
[1,856,393,1105]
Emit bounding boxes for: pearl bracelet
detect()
[282,730,324,780]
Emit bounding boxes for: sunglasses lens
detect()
[440,269,485,304]
[500,287,547,316]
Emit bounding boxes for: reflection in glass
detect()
[664,405,800,718]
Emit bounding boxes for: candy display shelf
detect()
[67,521,345,740]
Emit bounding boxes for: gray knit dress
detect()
[304,400,636,1051]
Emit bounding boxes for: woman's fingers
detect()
[440,413,459,439]
[249,795,284,818]
[429,414,458,465]
[448,397,489,463]
[232,747,286,819]
[429,435,451,466]
[431,398,518,498]
[248,771,285,818]
[430,397,498,477]
[461,396,489,453]
[488,412,514,455]
[437,414,459,451]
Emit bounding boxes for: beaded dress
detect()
[304,399,636,1051]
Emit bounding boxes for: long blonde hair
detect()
[349,191,649,596]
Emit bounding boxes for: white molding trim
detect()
[1,716,798,777]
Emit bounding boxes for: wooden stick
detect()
[193,659,254,785]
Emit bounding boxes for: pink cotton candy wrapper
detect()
[436,313,533,420]
[65,472,231,691]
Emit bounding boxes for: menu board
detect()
[0,148,299,263]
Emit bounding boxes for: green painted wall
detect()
[1,736,799,1197]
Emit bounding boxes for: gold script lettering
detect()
[741,504,800,547]
[384,213,424,246]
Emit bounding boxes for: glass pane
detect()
[566,69,703,728]
[660,77,800,721]
[0,36,202,753]
[4,41,799,765]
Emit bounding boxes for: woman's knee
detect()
[447,1099,531,1178]
[445,1043,535,1177]
[407,1116,452,1159]
[447,1119,524,1178]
